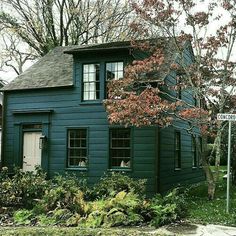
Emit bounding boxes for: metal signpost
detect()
[217,113,236,213]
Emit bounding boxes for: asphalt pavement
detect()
[155,223,236,236]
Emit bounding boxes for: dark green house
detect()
[1,40,204,194]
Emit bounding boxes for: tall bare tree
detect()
[0,31,37,75]
[0,0,135,75]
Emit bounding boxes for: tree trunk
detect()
[202,160,216,200]
[214,129,222,182]
[199,139,216,200]
[232,144,236,185]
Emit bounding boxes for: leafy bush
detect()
[13,209,34,225]
[149,188,188,227]
[89,172,146,199]
[37,208,74,226]
[86,191,144,227]
[0,167,48,208]
[33,173,89,216]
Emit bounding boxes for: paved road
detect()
[156,223,236,236]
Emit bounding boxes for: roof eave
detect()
[64,46,132,54]
[1,84,74,92]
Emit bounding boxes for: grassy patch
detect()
[186,175,236,226]
[0,227,166,236]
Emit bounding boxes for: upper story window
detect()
[105,62,123,98]
[106,62,124,81]
[83,64,100,101]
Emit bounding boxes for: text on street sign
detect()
[217,113,236,121]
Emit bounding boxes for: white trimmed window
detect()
[83,64,100,100]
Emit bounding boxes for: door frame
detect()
[13,121,50,173]
[12,110,52,173]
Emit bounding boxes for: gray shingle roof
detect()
[2,46,76,91]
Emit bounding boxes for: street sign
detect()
[217,113,236,121]
[217,113,234,213]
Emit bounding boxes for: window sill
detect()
[174,168,181,171]
[80,100,102,105]
[108,168,132,172]
[65,167,88,171]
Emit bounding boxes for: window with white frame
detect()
[83,64,100,100]
[68,129,87,168]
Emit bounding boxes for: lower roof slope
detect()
[2,46,75,91]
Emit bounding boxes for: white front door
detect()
[23,131,42,172]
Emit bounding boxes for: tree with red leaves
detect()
[104,0,236,200]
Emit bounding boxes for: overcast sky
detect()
[0,0,234,83]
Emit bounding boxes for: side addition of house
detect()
[1,41,205,194]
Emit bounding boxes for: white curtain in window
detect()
[83,64,97,100]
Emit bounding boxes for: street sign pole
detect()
[226,120,232,213]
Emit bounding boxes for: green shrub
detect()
[34,174,89,216]
[0,166,9,181]
[1,169,187,228]
[149,188,188,227]
[87,191,144,227]
[37,209,73,226]
[37,214,57,226]
[89,172,146,199]
[13,209,34,225]
[0,167,48,208]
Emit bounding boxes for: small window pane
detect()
[23,124,42,129]
[84,65,89,73]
